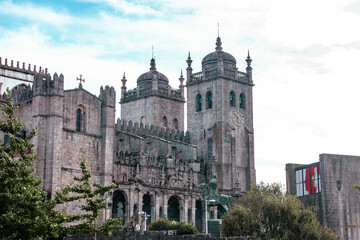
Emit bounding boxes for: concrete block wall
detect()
[320,154,360,240]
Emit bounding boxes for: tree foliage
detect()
[222,182,337,240]
[0,90,122,239]
[53,153,123,237]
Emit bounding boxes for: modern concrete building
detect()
[286,154,360,240]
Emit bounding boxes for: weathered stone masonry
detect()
[1,37,256,232]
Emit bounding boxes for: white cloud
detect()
[0,1,72,26]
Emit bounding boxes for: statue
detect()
[117,201,124,218]
[197,176,234,212]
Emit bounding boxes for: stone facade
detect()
[0,37,255,231]
[286,154,360,240]
[186,38,255,194]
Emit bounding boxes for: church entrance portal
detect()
[195,199,203,232]
[168,196,180,222]
[112,190,126,223]
[142,194,152,226]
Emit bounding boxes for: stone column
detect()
[129,189,135,222]
[163,192,168,218]
[155,193,160,219]
[183,196,189,223]
[191,198,196,224]
[125,203,130,223]
[180,206,185,222]
[151,201,156,223]
[138,190,143,212]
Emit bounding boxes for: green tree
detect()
[53,153,123,237]
[0,90,122,239]
[222,182,337,240]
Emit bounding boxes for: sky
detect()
[1,0,360,186]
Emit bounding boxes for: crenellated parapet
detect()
[2,84,33,105]
[33,73,64,97]
[115,119,190,144]
[99,85,116,108]
[0,57,48,79]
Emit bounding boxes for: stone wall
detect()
[121,94,185,132]
[320,154,360,240]
[186,75,255,193]
[286,154,360,240]
[64,231,249,240]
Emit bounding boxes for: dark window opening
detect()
[239,93,246,109]
[230,91,235,106]
[196,94,202,112]
[173,118,179,129]
[163,116,168,128]
[76,108,82,132]
[206,91,212,109]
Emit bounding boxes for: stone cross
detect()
[77,74,85,88]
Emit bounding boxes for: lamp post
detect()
[205,199,216,234]
[138,211,150,231]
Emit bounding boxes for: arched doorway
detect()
[195,200,203,232]
[142,194,152,226]
[112,190,126,222]
[168,196,180,222]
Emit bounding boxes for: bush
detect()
[148,218,173,231]
[148,218,198,235]
[174,221,198,235]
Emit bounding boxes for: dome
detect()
[201,51,237,65]
[201,37,237,70]
[137,58,169,89]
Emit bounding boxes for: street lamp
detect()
[138,211,150,231]
[205,199,216,234]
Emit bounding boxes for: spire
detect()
[179,69,185,98]
[150,58,156,71]
[246,50,252,67]
[215,37,222,51]
[246,50,253,83]
[186,52,192,67]
[186,52,193,84]
[121,72,127,87]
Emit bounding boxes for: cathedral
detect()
[0,36,256,231]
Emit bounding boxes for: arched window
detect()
[196,94,202,112]
[173,118,179,129]
[76,108,82,132]
[239,93,246,109]
[140,116,145,123]
[163,116,168,127]
[229,91,235,106]
[206,91,212,109]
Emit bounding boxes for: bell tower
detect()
[186,37,256,194]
